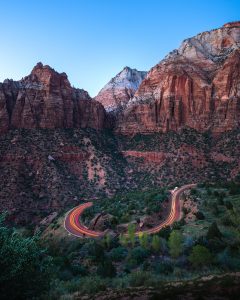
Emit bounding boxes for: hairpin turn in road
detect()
[64,183,196,238]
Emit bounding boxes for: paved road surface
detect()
[64,183,196,238]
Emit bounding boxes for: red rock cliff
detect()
[116,22,240,134]
[0,62,108,134]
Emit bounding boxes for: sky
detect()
[0,0,239,97]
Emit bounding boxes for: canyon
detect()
[0,21,240,225]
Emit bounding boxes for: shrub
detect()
[111,276,129,289]
[78,276,107,294]
[58,270,74,281]
[109,246,127,262]
[130,246,149,263]
[97,259,116,278]
[158,226,171,240]
[154,260,173,275]
[80,240,105,262]
[70,264,88,276]
[129,271,153,287]
[189,245,213,267]
[221,215,234,226]
[217,249,240,271]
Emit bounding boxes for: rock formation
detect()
[0,62,108,134]
[116,22,240,134]
[1,22,240,226]
[95,66,147,112]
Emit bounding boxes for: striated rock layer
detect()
[95,66,147,112]
[0,63,108,134]
[116,22,240,135]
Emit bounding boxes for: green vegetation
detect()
[2,179,240,298]
[189,245,213,267]
[168,230,184,258]
[45,180,240,298]
[0,214,53,300]
[81,187,169,228]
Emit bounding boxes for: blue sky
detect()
[0,0,239,96]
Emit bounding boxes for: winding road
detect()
[64,183,196,238]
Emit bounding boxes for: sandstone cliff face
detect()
[116,22,240,134]
[95,66,147,112]
[0,63,108,133]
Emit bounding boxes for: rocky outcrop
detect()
[122,146,208,169]
[0,63,108,134]
[122,151,166,163]
[116,22,240,135]
[95,66,147,112]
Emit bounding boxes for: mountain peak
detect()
[31,62,55,74]
[31,62,67,77]
[21,62,69,87]
[122,66,131,71]
[95,67,147,112]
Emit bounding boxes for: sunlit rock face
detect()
[95,66,147,112]
[0,62,109,134]
[116,22,240,135]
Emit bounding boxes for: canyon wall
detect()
[116,22,240,135]
[0,63,109,134]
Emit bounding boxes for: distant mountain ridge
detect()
[1,22,240,135]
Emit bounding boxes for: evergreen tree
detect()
[119,233,128,247]
[139,232,148,249]
[151,235,161,253]
[128,223,136,247]
[104,233,112,249]
[168,230,184,258]
[0,215,53,300]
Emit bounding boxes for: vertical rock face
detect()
[0,80,19,134]
[11,63,73,129]
[73,88,108,129]
[116,22,240,134]
[95,67,147,112]
[0,63,108,133]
